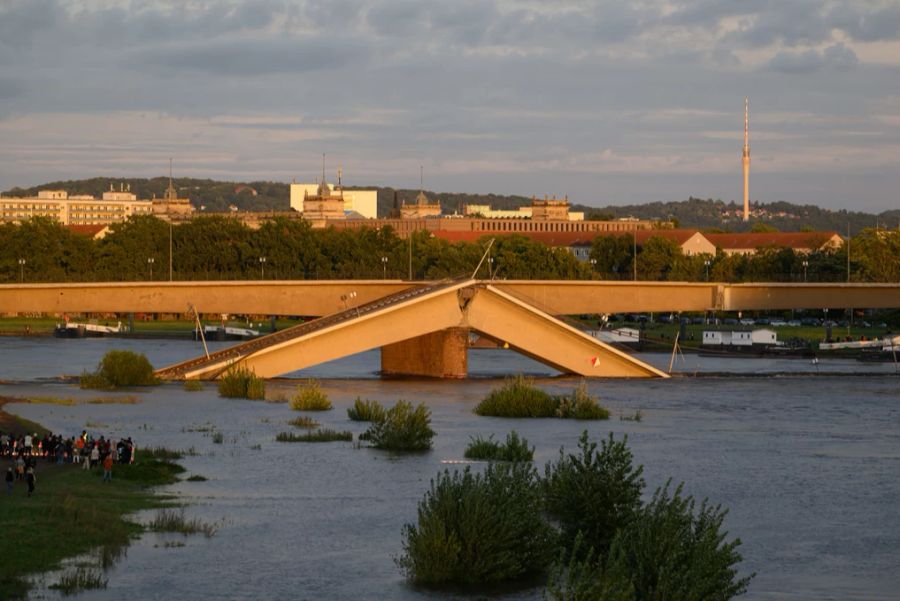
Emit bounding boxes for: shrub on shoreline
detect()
[347,397,385,422]
[217,365,265,400]
[289,380,332,411]
[463,431,534,462]
[80,350,160,389]
[362,400,434,452]
[397,463,555,586]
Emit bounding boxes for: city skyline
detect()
[1,1,899,212]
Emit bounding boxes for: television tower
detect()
[742,97,750,222]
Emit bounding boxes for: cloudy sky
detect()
[1,0,899,212]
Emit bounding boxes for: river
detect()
[2,337,898,600]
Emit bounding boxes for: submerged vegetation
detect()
[362,400,434,452]
[475,376,610,420]
[148,508,218,538]
[289,379,332,411]
[217,365,265,400]
[463,431,534,462]
[347,397,386,422]
[400,431,753,598]
[80,350,160,390]
[183,380,204,392]
[50,567,108,595]
[276,429,352,443]
[287,416,320,429]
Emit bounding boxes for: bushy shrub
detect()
[183,380,204,392]
[289,379,332,411]
[80,350,159,389]
[397,463,556,586]
[555,382,610,420]
[547,485,753,601]
[464,431,534,462]
[543,431,644,555]
[474,375,557,417]
[347,397,385,421]
[217,365,266,399]
[363,400,434,451]
[276,429,352,443]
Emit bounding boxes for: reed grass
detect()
[474,375,557,417]
[463,431,534,462]
[620,409,644,422]
[217,365,266,400]
[23,395,141,406]
[211,432,224,444]
[148,508,217,537]
[289,380,332,411]
[554,382,610,420]
[275,429,352,443]
[347,397,385,422]
[287,416,320,429]
[50,567,108,595]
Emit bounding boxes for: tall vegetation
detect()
[289,380,332,411]
[217,365,265,400]
[463,431,534,462]
[475,377,609,420]
[362,400,434,451]
[347,397,385,422]
[80,350,160,389]
[397,463,555,585]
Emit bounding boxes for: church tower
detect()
[742,97,750,222]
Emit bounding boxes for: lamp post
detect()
[802,260,809,283]
[704,259,711,282]
[589,258,597,279]
[18,258,25,283]
[381,256,388,279]
[488,257,495,279]
[259,257,267,279]
[147,257,155,280]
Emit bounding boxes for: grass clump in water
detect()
[289,379,332,411]
[287,416,319,429]
[50,567,108,595]
[463,431,534,462]
[185,474,207,482]
[362,400,434,452]
[217,365,266,400]
[397,463,555,586]
[474,375,557,417]
[183,380,204,392]
[275,429,352,443]
[553,382,610,420]
[621,409,644,422]
[80,350,160,390]
[148,508,217,537]
[347,397,385,422]
[211,432,224,444]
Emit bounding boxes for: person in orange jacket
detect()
[102,453,114,482]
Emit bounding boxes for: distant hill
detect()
[3,178,894,235]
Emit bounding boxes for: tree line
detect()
[0,215,897,284]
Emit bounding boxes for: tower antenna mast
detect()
[742,97,751,222]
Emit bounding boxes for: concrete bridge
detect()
[2,279,898,379]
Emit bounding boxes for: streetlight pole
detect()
[18,258,25,283]
[704,259,711,282]
[147,257,155,280]
[488,257,495,279]
[259,257,267,279]
[802,260,809,283]
[589,258,597,279]
[381,256,388,279]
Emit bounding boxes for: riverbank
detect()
[0,397,185,598]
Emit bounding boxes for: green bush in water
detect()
[463,431,534,462]
[474,375,557,417]
[80,350,159,389]
[217,365,266,400]
[183,380,204,392]
[543,431,644,555]
[347,397,385,421]
[397,462,555,586]
[554,381,610,420]
[289,379,332,411]
[363,400,434,451]
[546,484,753,601]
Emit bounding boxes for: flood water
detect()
[2,337,899,600]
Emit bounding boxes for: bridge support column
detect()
[380,328,468,378]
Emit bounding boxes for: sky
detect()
[1,0,899,212]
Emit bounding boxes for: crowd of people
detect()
[2,430,137,497]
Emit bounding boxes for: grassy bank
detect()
[0,398,186,597]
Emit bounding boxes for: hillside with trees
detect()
[3,179,895,234]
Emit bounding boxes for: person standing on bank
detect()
[5,467,12,494]
[102,453,113,482]
[25,467,36,497]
